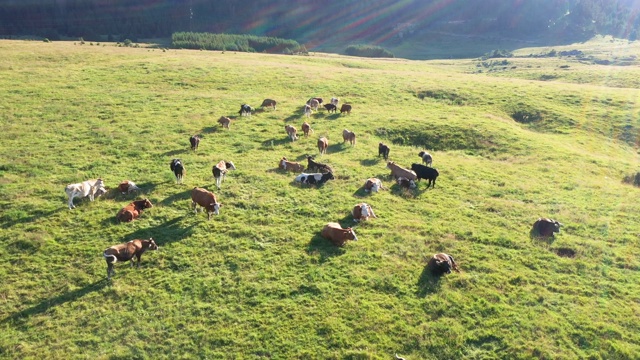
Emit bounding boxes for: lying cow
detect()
[116,198,153,223]
[218,116,231,129]
[342,129,356,146]
[352,203,377,222]
[340,104,352,114]
[192,187,222,220]
[302,122,313,137]
[387,161,417,181]
[118,180,140,194]
[190,135,200,151]
[531,218,563,238]
[411,163,439,188]
[261,98,277,110]
[279,157,305,172]
[321,222,358,247]
[285,124,298,141]
[170,159,185,184]
[295,172,335,186]
[306,155,333,173]
[65,178,106,209]
[418,151,433,167]
[397,177,416,189]
[323,103,337,113]
[212,160,236,189]
[378,143,390,160]
[427,253,460,276]
[103,238,158,280]
[239,104,253,116]
[364,177,384,193]
[318,137,328,154]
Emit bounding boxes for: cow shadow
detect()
[202,126,220,134]
[327,143,346,154]
[260,137,293,150]
[124,216,195,247]
[0,279,108,327]
[360,158,382,167]
[159,189,193,206]
[416,265,444,297]
[324,114,341,120]
[284,110,306,122]
[162,149,187,157]
[306,233,345,263]
[352,187,370,198]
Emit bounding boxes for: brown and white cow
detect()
[212,160,236,189]
[65,178,106,209]
[118,180,140,194]
[218,116,231,129]
[261,98,277,110]
[103,238,158,280]
[318,137,328,154]
[340,104,352,114]
[387,161,417,181]
[321,222,358,247]
[427,253,460,276]
[364,177,384,193]
[191,187,222,220]
[116,198,153,223]
[302,122,313,137]
[342,129,356,146]
[279,157,305,172]
[285,124,298,141]
[352,203,377,222]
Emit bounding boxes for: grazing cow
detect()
[239,104,253,116]
[294,172,335,186]
[302,122,313,137]
[342,129,356,146]
[411,163,439,188]
[378,143,390,160]
[279,157,305,172]
[103,238,158,280]
[285,124,298,141]
[170,159,185,184]
[531,218,563,238]
[427,253,460,276]
[116,198,153,223]
[397,177,417,189]
[65,178,105,209]
[118,180,140,194]
[303,104,312,118]
[418,151,433,166]
[260,98,277,110]
[330,97,339,106]
[340,104,352,114]
[191,187,222,220]
[352,203,377,222]
[308,97,323,106]
[307,98,320,111]
[364,177,384,193]
[317,137,329,154]
[387,161,417,181]
[306,155,333,173]
[218,116,231,129]
[212,160,236,189]
[323,103,337,113]
[190,135,200,151]
[321,222,358,247]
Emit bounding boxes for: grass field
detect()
[1,40,640,359]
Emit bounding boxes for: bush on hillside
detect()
[171,32,304,55]
[344,44,394,58]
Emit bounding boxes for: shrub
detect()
[123,39,132,47]
[171,32,303,55]
[344,44,394,58]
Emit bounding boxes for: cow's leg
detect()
[369,206,377,218]
[68,195,75,209]
[130,259,135,267]
[107,263,114,279]
[136,254,141,268]
[192,201,198,213]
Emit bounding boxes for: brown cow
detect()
[261,98,277,110]
[302,122,313,137]
[218,116,231,129]
[103,238,158,280]
[340,104,352,114]
[387,161,417,181]
[116,198,153,223]
[352,203,377,222]
[118,180,140,194]
[317,137,328,154]
[531,218,562,238]
[279,157,305,172]
[321,222,358,247]
[427,253,460,276]
[190,135,200,151]
[191,187,222,220]
[364,178,384,193]
[342,129,356,146]
[285,124,298,141]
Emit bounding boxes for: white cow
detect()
[65,178,106,209]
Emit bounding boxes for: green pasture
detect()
[1,40,640,359]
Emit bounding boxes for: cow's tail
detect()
[103,252,117,263]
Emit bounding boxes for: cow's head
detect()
[386,161,394,169]
[94,186,108,198]
[551,220,563,233]
[346,228,358,241]
[211,202,222,215]
[143,238,159,251]
[140,198,153,209]
[226,161,236,170]
[436,258,452,274]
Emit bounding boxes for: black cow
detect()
[170,158,186,184]
[306,155,333,173]
[411,163,439,188]
[323,103,337,113]
[427,253,459,276]
[378,142,390,160]
[239,104,253,116]
[190,135,200,151]
[531,218,563,238]
[295,172,335,186]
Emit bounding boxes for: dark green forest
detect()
[2,0,640,44]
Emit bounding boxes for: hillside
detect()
[1,40,640,359]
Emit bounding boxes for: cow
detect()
[387,161,417,181]
[321,222,358,247]
[303,104,312,118]
[418,151,433,167]
[212,160,236,189]
[317,137,328,154]
[352,203,377,222]
[302,122,313,137]
[308,97,323,106]
[340,104,352,114]
[411,163,439,188]
[531,218,563,238]
[116,198,153,223]
[170,159,185,184]
[330,97,339,106]
[218,116,231,129]
[323,103,337,113]
[285,124,298,141]
[307,98,320,111]
[279,157,305,172]
[118,180,140,194]
[239,104,253,116]
[260,98,277,110]
[190,135,200,151]
[342,129,356,146]
[378,143,390,160]
[191,187,222,220]
[294,172,335,186]
[306,155,333,173]
[65,178,105,209]
[397,177,416,189]
[364,177,384,193]
[103,238,158,280]
[427,253,460,276]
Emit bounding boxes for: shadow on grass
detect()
[0,206,64,229]
[416,265,444,297]
[159,188,193,206]
[1,279,108,326]
[324,113,341,120]
[284,106,308,122]
[352,186,370,198]
[327,143,346,154]
[162,149,187,157]
[125,216,196,247]
[360,158,382,167]
[260,137,292,149]
[306,233,345,262]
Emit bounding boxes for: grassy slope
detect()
[1,41,640,359]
